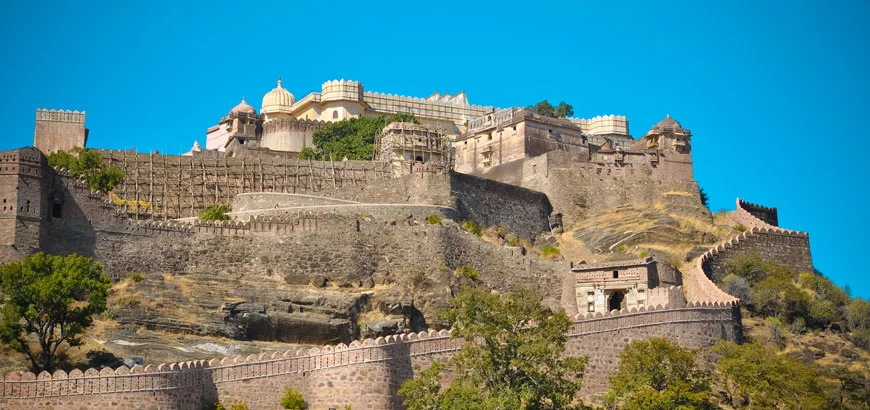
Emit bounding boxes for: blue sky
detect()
[1,1,868,297]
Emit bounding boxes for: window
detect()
[332,110,339,119]
[612,270,619,279]
[52,203,62,218]
[587,302,595,312]
[638,301,645,308]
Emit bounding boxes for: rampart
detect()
[730,198,780,229]
[519,150,702,226]
[0,302,737,410]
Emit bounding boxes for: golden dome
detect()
[230,98,256,115]
[261,78,295,114]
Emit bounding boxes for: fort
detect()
[0,80,816,409]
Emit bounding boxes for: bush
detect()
[48,148,126,192]
[202,402,225,410]
[615,245,626,253]
[638,251,648,258]
[845,299,870,331]
[281,387,307,409]
[128,272,145,283]
[721,274,751,302]
[807,299,838,329]
[426,214,442,225]
[850,326,870,349]
[790,316,807,335]
[199,205,231,221]
[540,246,560,259]
[229,402,248,410]
[454,266,479,281]
[767,317,788,349]
[733,224,747,232]
[459,220,481,236]
[506,234,519,247]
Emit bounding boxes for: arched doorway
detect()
[608,291,625,311]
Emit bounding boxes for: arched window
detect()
[332,111,339,119]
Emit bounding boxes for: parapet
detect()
[321,79,364,102]
[35,108,86,124]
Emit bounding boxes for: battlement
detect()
[321,79,364,102]
[685,198,812,303]
[735,197,779,227]
[35,108,86,124]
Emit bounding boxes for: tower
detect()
[33,108,88,154]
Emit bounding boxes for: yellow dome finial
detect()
[277,77,282,88]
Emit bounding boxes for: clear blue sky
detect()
[1,1,868,297]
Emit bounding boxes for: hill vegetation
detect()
[48,148,125,192]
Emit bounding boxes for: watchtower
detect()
[33,108,88,154]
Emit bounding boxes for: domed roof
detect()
[646,114,690,137]
[230,98,256,115]
[261,78,296,114]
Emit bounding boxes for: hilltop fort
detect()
[0,79,814,409]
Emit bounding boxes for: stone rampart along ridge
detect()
[730,197,779,229]
[685,197,812,304]
[735,198,778,227]
[0,304,737,410]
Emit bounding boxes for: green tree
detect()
[0,253,111,372]
[398,286,588,410]
[305,113,418,161]
[554,102,574,119]
[712,341,827,409]
[604,338,714,410]
[48,148,126,192]
[699,187,710,208]
[198,205,231,221]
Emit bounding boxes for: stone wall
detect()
[516,150,703,227]
[0,304,737,410]
[33,109,87,154]
[231,192,359,211]
[735,198,778,227]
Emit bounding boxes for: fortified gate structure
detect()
[0,98,816,409]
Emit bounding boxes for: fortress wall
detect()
[568,304,736,396]
[320,171,553,241]
[730,198,780,229]
[699,228,813,283]
[735,198,778,227]
[0,305,736,410]
[519,150,702,227]
[98,150,428,219]
[231,192,359,211]
[450,171,552,240]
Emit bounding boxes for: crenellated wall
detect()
[730,198,779,229]
[0,303,737,410]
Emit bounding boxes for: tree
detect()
[198,205,231,221]
[554,102,574,119]
[0,253,111,372]
[398,286,589,410]
[528,100,574,118]
[304,113,418,161]
[712,341,827,409]
[604,338,714,410]
[48,148,126,192]
[699,187,710,209]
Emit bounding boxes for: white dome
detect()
[261,78,295,114]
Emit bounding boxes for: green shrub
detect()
[851,326,870,349]
[48,148,126,192]
[128,272,145,283]
[454,266,479,281]
[766,317,788,349]
[281,387,307,409]
[790,316,807,335]
[199,205,231,221]
[202,402,225,410]
[807,299,838,329]
[733,224,747,232]
[426,214,442,225]
[506,234,519,247]
[540,246,560,259]
[459,220,481,236]
[638,251,648,258]
[615,245,626,253]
